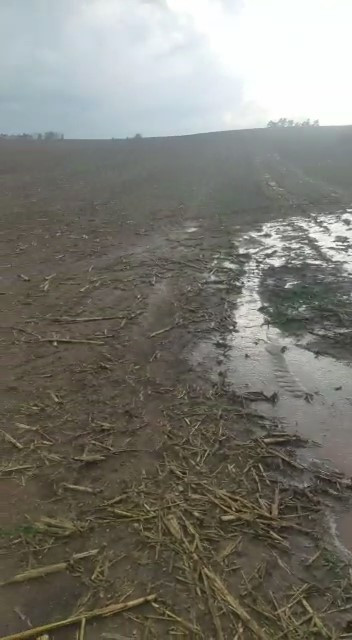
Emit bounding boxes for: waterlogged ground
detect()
[196,208,352,470]
[234,210,352,464]
[192,207,352,560]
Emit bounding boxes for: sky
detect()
[1,0,352,138]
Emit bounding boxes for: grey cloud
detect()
[0,0,259,137]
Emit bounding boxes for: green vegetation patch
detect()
[260,280,349,332]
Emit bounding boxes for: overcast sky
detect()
[1,0,351,138]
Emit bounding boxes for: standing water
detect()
[227,211,352,475]
[193,210,352,476]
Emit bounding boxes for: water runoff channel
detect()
[193,208,352,554]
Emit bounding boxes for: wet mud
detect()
[228,209,352,474]
[193,207,352,554]
[194,208,352,484]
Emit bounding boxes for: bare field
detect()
[1,129,352,639]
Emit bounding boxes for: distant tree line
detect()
[112,133,143,141]
[267,118,320,128]
[0,131,64,140]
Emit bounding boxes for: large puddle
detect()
[194,209,352,553]
[195,209,352,475]
[227,211,352,475]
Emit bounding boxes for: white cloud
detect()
[169,0,352,126]
[165,0,352,126]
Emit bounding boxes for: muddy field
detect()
[1,128,352,639]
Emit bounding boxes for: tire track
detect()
[265,342,308,399]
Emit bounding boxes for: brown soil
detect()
[1,132,352,639]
